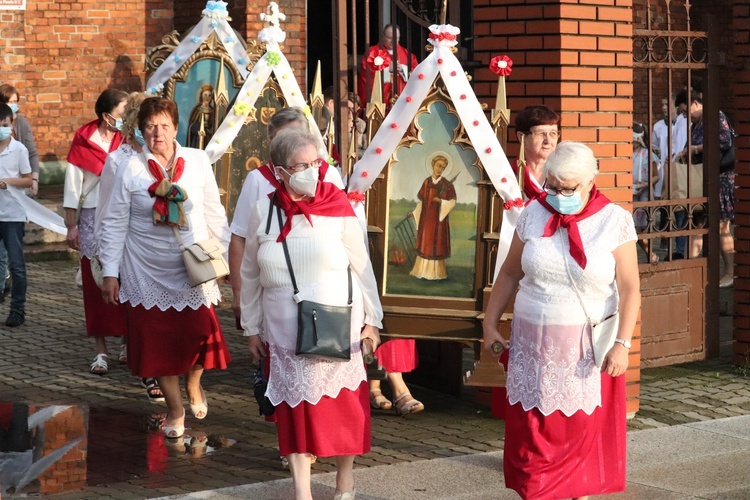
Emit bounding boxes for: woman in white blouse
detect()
[99,98,232,438]
[63,89,129,375]
[483,142,641,499]
[241,129,382,500]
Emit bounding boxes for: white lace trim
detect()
[266,345,366,408]
[78,209,97,259]
[506,314,601,417]
[118,271,222,311]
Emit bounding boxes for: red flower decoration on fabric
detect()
[367,49,392,72]
[437,58,443,64]
[503,197,524,210]
[361,171,369,178]
[428,32,457,42]
[490,55,513,77]
[406,96,412,103]
[473,120,479,126]
[485,147,492,154]
[501,177,507,183]
[348,190,366,203]
[375,147,382,154]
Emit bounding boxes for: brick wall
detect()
[733,0,750,367]
[474,0,640,414]
[0,0,309,168]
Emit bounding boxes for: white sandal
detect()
[90,353,108,375]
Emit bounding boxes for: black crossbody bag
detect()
[266,196,352,361]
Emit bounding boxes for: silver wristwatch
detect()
[614,338,632,349]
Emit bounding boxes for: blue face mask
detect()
[0,126,12,141]
[8,103,18,115]
[133,127,146,146]
[106,113,123,131]
[546,191,584,215]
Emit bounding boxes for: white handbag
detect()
[560,233,619,369]
[172,227,229,287]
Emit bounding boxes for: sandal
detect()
[394,393,424,416]
[142,378,165,403]
[187,385,208,419]
[163,408,185,438]
[118,344,128,364]
[90,353,108,375]
[369,389,393,411]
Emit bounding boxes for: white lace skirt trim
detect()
[118,271,221,311]
[266,345,366,408]
[506,301,602,417]
[78,208,97,260]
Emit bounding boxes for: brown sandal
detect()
[369,389,393,410]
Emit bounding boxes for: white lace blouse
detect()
[240,198,384,407]
[506,201,637,416]
[98,143,230,311]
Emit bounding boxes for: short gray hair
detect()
[268,107,309,140]
[270,128,319,168]
[543,141,598,183]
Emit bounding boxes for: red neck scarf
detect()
[536,185,611,269]
[511,158,544,202]
[147,156,188,227]
[67,119,122,176]
[270,163,353,242]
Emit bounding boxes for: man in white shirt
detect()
[670,90,689,259]
[0,103,33,326]
[651,97,670,199]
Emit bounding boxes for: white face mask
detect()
[286,166,319,197]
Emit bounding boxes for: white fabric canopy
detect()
[145,1,251,94]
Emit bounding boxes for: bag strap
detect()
[271,194,352,305]
[172,226,185,250]
[559,231,596,325]
[75,177,101,224]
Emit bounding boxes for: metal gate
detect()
[633,1,721,365]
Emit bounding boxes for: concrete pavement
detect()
[156,415,750,499]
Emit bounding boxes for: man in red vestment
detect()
[358,25,419,109]
[409,154,457,280]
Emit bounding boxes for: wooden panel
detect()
[640,259,707,366]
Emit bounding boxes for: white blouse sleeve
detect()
[199,151,230,252]
[63,163,85,209]
[341,216,383,328]
[240,202,264,336]
[98,159,134,278]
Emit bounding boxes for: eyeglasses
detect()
[526,130,559,140]
[282,158,323,173]
[543,181,581,197]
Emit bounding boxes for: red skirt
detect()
[503,373,627,500]
[375,339,418,373]
[80,257,127,337]
[125,303,231,378]
[275,381,370,457]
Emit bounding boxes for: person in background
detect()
[0,103,33,327]
[64,89,129,375]
[651,97,670,199]
[241,128,382,500]
[511,105,561,201]
[0,84,39,303]
[93,91,164,403]
[632,122,661,263]
[483,141,640,499]
[358,24,418,110]
[670,90,690,260]
[99,98,231,438]
[675,96,734,286]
